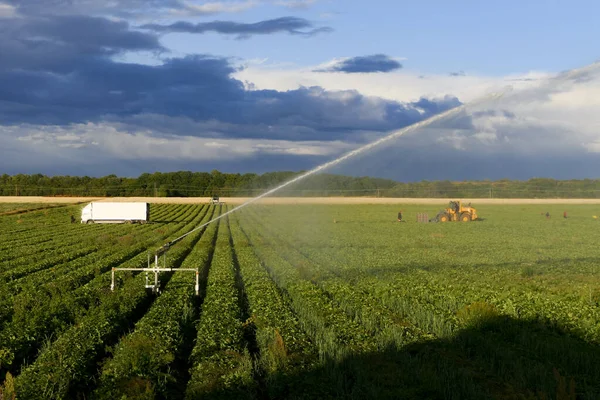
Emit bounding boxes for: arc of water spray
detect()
[164,61,600,249]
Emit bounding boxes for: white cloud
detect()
[169,0,320,16]
[4,122,353,164]
[234,61,549,104]
[412,72,600,157]
[173,0,259,16]
[0,3,16,18]
[274,0,317,9]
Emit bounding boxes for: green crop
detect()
[0,203,599,399]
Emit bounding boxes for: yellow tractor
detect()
[431,200,479,222]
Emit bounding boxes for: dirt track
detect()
[2,196,600,205]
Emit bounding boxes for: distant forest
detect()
[2,171,600,198]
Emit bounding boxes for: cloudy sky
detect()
[2,0,600,180]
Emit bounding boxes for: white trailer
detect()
[81,202,148,224]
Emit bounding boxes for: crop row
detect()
[0,203,185,255]
[0,225,116,264]
[236,213,378,362]
[185,215,255,399]
[0,219,162,317]
[227,212,322,398]
[277,212,600,343]
[0,222,101,254]
[1,220,161,283]
[252,205,600,342]
[235,212,451,398]
[0,206,95,244]
[243,205,600,398]
[93,207,219,399]
[2,245,101,281]
[244,209,432,340]
[0,203,64,215]
[6,204,201,292]
[241,213,512,396]
[0,205,210,379]
[148,203,188,221]
[12,205,217,398]
[9,223,160,291]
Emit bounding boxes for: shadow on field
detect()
[196,316,600,400]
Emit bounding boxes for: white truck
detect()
[81,202,149,224]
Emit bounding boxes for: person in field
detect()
[564,211,567,218]
[397,211,403,222]
[546,212,550,219]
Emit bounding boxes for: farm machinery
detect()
[110,239,200,295]
[430,200,480,222]
[210,195,224,205]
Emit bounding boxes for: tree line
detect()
[2,171,600,198]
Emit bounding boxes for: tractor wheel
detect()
[439,213,450,222]
[460,213,472,222]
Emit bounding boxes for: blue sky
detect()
[1,0,600,180]
[155,0,600,75]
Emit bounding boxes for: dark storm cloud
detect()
[315,54,402,73]
[5,0,185,18]
[0,55,243,125]
[141,17,333,38]
[232,88,459,139]
[32,15,161,52]
[413,97,461,116]
[0,14,459,141]
[0,15,162,73]
[36,80,458,142]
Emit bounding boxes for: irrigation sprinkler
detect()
[110,244,200,295]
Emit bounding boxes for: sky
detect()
[2,0,600,181]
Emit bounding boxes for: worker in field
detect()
[397,210,404,222]
[545,212,550,219]
[70,215,76,224]
[564,211,568,218]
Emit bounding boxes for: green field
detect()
[0,202,599,399]
[0,203,64,215]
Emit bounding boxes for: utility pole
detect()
[15,184,18,196]
[154,182,157,197]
